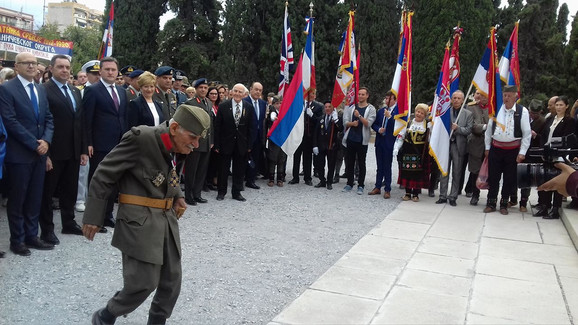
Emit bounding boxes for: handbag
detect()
[476,156,489,190]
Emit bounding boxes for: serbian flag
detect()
[429,45,453,176]
[472,27,502,121]
[278,3,294,97]
[98,1,114,59]
[302,16,315,97]
[448,26,463,95]
[392,11,413,136]
[331,11,356,108]
[268,55,305,156]
[345,47,360,106]
[499,21,520,98]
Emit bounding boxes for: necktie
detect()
[62,85,75,111]
[110,85,119,111]
[254,100,259,120]
[325,115,330,129]
[28,83,39,117]
[235,103,241,126]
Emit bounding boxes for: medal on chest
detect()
[169,154,179,188]
[152,173,165,187]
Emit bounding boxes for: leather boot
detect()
[544,207,561,219]
[147,314,167,325]
[92,307,116,325]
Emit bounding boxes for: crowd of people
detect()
[1,52,578,324]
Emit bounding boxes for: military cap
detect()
[528,99,543,113]
[81,60,100,73]
[120,65,137,76]
[154,66,174,77]
[503,85,517,93]
[174,70,186,80]
[271,95,281,104]
[173,104,211,138]
[267,92,275,98]
[128,69,145,79]
[193,78,208,88]
[181,76,190,87]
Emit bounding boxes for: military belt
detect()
[118,193,173,211]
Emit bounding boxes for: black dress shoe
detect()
[99,227,108,233]
[449,200,457,207]
[194,197,208,203]
[314,182,326,188]
[207,184,218,191]
[435,198,447,204]
[428,189,435,197]
[232,194,246,202]
[10,243,31,256]
[216,194,225,201]
[185,198,197,206]
[41,231,61,245]
[62,223,83,236]
[103,218,116,228]
[25,237,54,250]
[304,180,313,186]
[92,307,116,325]
[470,196,479,206]
[327,183,333,190]
[544,207,561,219]
[288,179,299,184]
[533,207,549,217]
[465,192,473,198]
[245,182,260,189]
[0,251,5,258]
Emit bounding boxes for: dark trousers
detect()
[184,150,210,201]
[218,150,247,196]
[487,145,518,206]
[374,144,393,192]
[40,157,80,233]
[314,148,338,185]
[468,155,485,198]
[268,150,287,182]
[292,136,313,182]
[206,150,220,186]
[246,141,264,183]
[6,158,46,246]
[333,144,345,180]
[345,140,368,187]
[89,151,116,223]
[107,226,181,319]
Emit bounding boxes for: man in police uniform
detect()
[125,69,144,102]
[84,104,210,325]
[153,66,178,121]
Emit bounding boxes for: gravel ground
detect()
[0,146,403,324]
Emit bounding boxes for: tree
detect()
[564,10,578,100]
[62,26,101,74]
[157,0,222,78]
[36,23,61,40]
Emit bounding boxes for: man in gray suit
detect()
[436,90,473,206]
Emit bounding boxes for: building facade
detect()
[46,1,102,33]
[0,7,34,32]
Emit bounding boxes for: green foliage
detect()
[36,23,61,40]
[564,10,578,101]
[62,26,101,74]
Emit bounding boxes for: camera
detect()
[517,134,578,188]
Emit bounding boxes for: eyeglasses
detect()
[17,61,39,67]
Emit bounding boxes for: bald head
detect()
[14,52,38,82]
[548,96,558,114]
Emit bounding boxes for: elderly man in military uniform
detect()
[125,69,144,101]
[84,104,210,325]
[153,66,178,121]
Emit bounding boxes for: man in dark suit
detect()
[289,89,323,185]
[214,83,256,202]
[312,101,342,190]
[0,52,55,256]
[243,81,267,189]
[39,55,87,245]
[83,56,128,230]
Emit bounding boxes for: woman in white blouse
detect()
[127,71,164,128]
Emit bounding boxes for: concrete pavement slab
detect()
[427,211,485,242]
[272,289,381,325]
[406,252,475,278]
[397,269,472,297]
[371,287,468,324]
[469,274,570,324]
[371,219,431,242]
[476,255,558,284]
[558,276,578,322]
[483,214,542,243]
[348,235,419,260]
[539,221,575,246]
[417,236,479,260]
[386,206,439,225]
[480,237,578,266]
[466,313,529,324]
[333,253,407,277]
[310,265,396,300]
[557,263,578,279]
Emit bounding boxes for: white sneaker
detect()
[75,202,85,212]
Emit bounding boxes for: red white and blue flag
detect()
[302,16,315,97]
[331,11,356,108]
[268,55,305,155]
[391,11,413,136]
[448,26,463,96]
[98,1,114,59]
[278,3,294,97]
[499,21,520,98]
[429,45,453,176]
[472,27,502,121]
